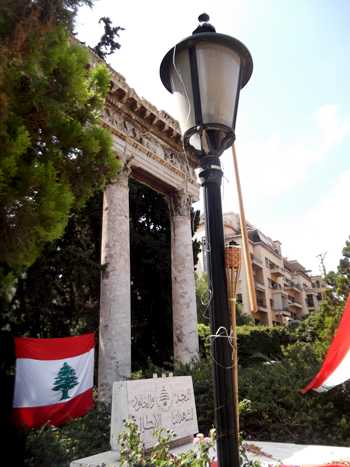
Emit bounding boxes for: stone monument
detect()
[87,48,201,403]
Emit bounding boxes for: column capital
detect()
[166,190,194,218]
[114,157,134,186]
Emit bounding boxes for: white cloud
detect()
[275,171,350,275]
[313,105,350,152]
[220,105,350,208]
[197,107,349,189]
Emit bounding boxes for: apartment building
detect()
[194,211,326,326]
[311,275,327,303]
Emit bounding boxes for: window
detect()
[316,280,320,288]
[265,257,270,267]
[267,278,272,287]
[317,292,323,301]
[270,299,274,308]
[237,294,243,304]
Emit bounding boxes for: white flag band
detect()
[13,349,94,408]
[12,333,95,429]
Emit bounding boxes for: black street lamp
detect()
[160,13,253,467]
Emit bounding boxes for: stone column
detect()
[98,162,132,403]
[167,191,199,364]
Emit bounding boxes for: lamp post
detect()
[160,14,253,467]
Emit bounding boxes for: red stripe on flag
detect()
[302,295,350,393]
[14,334,94,360]
[12,388,93,430]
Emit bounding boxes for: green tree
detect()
[195,272,210,325]
[315,236,350,358]
[129,179,173,370]
[92,17,124,60]
[52,362,79,400]
[129,181,202,370]
[0,0,119,290]
[236,304,254,326]
[6,191,104,338]
[195,271,252,325]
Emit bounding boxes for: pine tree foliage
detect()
[0,0,119,286]
[6,191,104,337]
[92,17,124,61]
[0,0,93,58]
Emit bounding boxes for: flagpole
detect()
[231,144,258,314]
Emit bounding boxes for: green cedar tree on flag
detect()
[12,334,94,429]
[52,362,80,400]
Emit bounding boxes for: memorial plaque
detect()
[110,376,198,451]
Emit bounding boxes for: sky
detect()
[76,0,350,276]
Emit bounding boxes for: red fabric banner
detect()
[302,295,350,393]
[12,334,94,429]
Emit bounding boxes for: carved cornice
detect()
[79,41,199,173]
[103,86,199,173]
[101,105,198,184]
[69,39,199,196]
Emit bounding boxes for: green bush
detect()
[21,319,350,466]
[236,325,293,366]
[138,338,350,447]
[23,401,111,467]
[118,417,217,467]
[198,323,211,360]
[238,355,350,446]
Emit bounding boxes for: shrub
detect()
[239,357,350,446]
[117,417,217,467]
[198,324,211,360]
[236,325,292,366]
[23,401,111,467]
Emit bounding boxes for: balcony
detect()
[257,301,268,312]
[250,253,263,269]
[254,278,265,291]
[284,280,301,292]
[274,309,291,317]
[270,264,285,277]
[272,287,288,297]
[289,300,303,308]
[306,294,318,310]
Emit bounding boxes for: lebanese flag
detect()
[302,295,350,393]
[12,333,94,429]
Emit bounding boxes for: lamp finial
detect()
[193,13,216,34]
[198,13,210,22]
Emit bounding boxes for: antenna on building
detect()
[316,252,327,277]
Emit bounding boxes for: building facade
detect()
[194,211,326,326]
